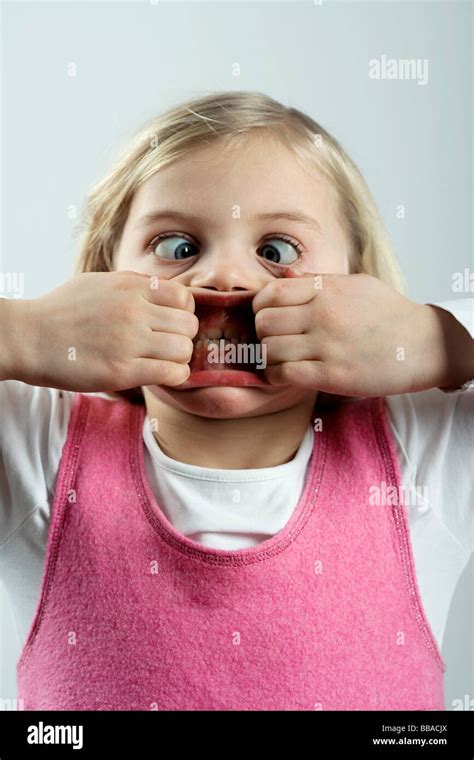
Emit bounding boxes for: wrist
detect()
[0,297,37,382]
[423,304,474,390]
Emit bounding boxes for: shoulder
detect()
[385,387,473,454]
[0,382,76,483]
[0,382,76,546]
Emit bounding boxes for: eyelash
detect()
[145,231,305,262]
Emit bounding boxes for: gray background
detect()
[0,0,472,707]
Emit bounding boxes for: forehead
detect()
[128,132,341,228]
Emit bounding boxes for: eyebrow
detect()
[133,209,322,233]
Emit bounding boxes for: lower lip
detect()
[173,370,271,390]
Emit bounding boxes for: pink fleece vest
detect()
[17,393,446,710]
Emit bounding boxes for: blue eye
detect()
[148,234,197,260]
[147,232,304,264]
[258,237,301,265]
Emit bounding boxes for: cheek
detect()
[113,232,148,273]
[114,246,148,273]
[112,242,128,272]
[305,245,351,275]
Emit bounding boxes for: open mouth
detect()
[174,291,270,389]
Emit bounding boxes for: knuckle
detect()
[177,335,194,361]
[254,308,270,336]
[272,279,291,297]
[120,299,140,325]
[279,362,296,383]
[157,360,174,382]
[316,295,338,326]
[269,279,288,299]
[181,311,200,336]
[164,362,189,386]
[259,336,273,359]
[113,270,142,290]
[325,363,347,391]
[108,358,133,386]
[269,361,293,385]
[168,281,192,310]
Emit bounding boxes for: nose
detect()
[185,243,269,294]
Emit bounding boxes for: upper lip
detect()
[190,289,257,309]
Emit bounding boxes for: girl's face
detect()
[114,132,352,419]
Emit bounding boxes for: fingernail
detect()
[283,264,303,278]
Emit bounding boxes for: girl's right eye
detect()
[147,233,198,260]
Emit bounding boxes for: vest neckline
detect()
[129,403,328,566]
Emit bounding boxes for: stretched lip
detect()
[173,369,271,390]
[190,289,258,309]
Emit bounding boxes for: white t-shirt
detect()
[0,299,472,670]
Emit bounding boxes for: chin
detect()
[145,382,305,419]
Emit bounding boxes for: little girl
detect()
[0,91,472,711]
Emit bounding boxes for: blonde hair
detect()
[74,89,404,291]
[73,91,405,404]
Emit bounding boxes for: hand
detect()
[252,271,456,397]
[1,271,199,392]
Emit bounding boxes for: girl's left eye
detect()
[257,236,303,265]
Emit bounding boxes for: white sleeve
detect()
[426,298,474,392]
[383,291,474,560]
[0,381,75,547]
[386,384,473,557]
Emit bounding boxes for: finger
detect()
[283,262,316,278]
[140,332,194,364]
[137,274,196,312]
[125,358,191,388]
[145,303,199,339]
[261,335,320,365]
[252,273,321,313]
[264,360,328,389]
[254,303,309,339]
